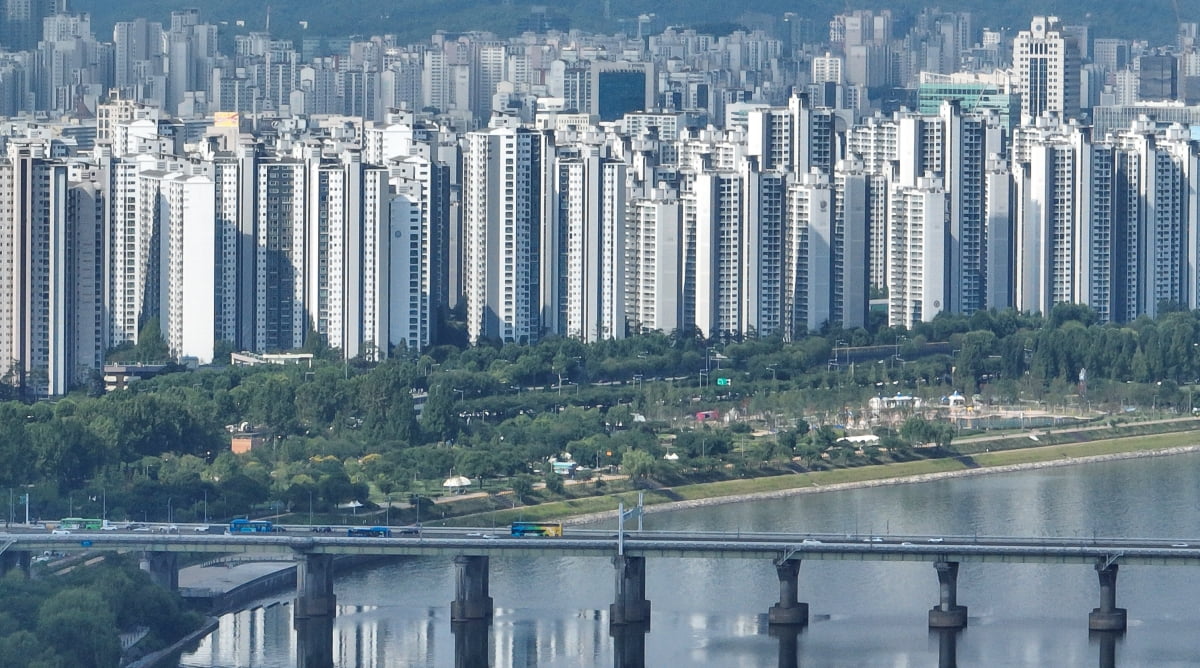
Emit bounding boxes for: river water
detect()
[179,452,1200,667]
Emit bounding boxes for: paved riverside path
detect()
[178,561,294,597]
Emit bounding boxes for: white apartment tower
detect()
[887,175,948,328]
[554,150,628,342]
[625,188,683,335]
[784,170,834,337]
[159,172,216,363]
[462,127,551,344]
[385,155,451,352]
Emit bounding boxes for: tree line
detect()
[4,305,1199,526]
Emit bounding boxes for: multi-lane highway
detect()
[4,524,1200,565]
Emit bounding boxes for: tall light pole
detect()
[167,497,173,524]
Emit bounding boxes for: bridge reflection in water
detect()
[206,603,1137,668]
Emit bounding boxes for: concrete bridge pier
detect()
[767,558,808,626]
[294,614,334,668]
[139,551,178,591]
[452,619,491,668]
[451,555,493,622]
[610,555,651,625]
[610,621,649,668]
[1088,562,1127,632]
[928,561,967,628]
[769,624,802,668]
[294,554,336,620]
[933,628,960,668]
[0,550,31,578]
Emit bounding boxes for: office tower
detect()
[554,149,627,341]
[591,61,653,122]
[1137,53,1179,101]
[462,127,551,344]
[386,155,451,351]
[783,170,833,337]
[1092,39,1130,75]
[625,188,683,335]
[1013,16,1081,121]
[887,175,948,328]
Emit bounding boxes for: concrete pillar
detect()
[452,620,490,668]
[294,614,333,668]
[1088,562,1127,632]
[450,555,493,622]
[139,551,178,591]
[768,558,808,626]
[610,621,648,668]
[1091,630,1118,668]
[928,561,967,628]
[934,628,959,668]
[0,550,31,578]
[610,555,651,625]
[769,625,801,668]
[294,554,336,620]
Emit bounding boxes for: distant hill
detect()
[73,0,1189,47]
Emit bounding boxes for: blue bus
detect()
[228,519,274,534]
[510,522,563,537]
[348,527,391,537]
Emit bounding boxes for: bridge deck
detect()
[4,529,1200,566]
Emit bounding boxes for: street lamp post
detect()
[167,498,173,524]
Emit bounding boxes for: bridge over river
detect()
[4,524,1198,665]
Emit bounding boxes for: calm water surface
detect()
[180,452,1200,667]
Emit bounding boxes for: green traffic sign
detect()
[716,378,731,386]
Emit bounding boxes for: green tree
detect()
[621,449,657,479]
[36,589,121,667]
[511,473,536,502]
[420,383,458,442]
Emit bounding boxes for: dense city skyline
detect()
[4,5,1200,395]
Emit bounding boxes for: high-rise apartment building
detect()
[462,127,551,344]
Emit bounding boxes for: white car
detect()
[50,528,70,535]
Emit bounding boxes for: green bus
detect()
[58,518,104,530]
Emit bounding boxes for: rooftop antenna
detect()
[265,5,271,33]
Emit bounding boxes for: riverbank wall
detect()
[564,444,1200,526]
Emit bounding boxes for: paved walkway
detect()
[179,561,293,594]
